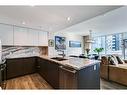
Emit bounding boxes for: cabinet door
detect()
[14,26,28,46]
[47,61,59,89]
[39,58,48,79]
[28,29,39,46]
[6,58,36,80]
[6,59,24,79]
[37,58,41,73]
[59,66,77,89]
[23,57,36,75]
[38,58,59,89]
[36,57,40,72]
[77,63,100,89]
[0,24,13,45]
[38,31,48,46]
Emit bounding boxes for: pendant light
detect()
[86,30,94,43]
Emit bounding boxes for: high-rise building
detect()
[112,34,122,51]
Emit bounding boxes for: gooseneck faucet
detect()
[57,50,65,58]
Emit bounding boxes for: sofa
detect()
[100,55,127,86]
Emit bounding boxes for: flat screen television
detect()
[55,36,66,50]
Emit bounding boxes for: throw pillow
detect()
[111,55,119,64]
[116,56,125,64]
[112,55,119,64]
[108,56,113,65]
[108,55,119,66]
[108,56,115,65]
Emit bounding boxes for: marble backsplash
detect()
[2,46,41,59]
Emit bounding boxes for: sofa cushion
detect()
[109,64,127,69]
[116,56,125,64]
[109,64,127,86]
[117,64,127,69]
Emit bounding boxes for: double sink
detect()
[50,57,68,61]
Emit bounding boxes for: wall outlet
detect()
[94,65,96,70]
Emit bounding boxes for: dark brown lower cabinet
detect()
[6,56,100,89]
[37,57,46,78]
[6,57,36,79]
[6,59,24,79]
[47,61,59,89]
[37,58,59,89]
[77,63,100,89]
[59,65,77,89]
[59,63,100,89]
[23,57,36,75]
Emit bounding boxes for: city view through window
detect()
[91,32,127,59]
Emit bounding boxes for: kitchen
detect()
[0,6,119,89]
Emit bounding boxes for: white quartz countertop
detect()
[39,56,100,70]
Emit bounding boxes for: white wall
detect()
[48,32,84,56]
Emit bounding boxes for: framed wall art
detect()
[55,36,66,50]
[69,41,81,48]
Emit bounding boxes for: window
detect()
[106,33,122,56]
[123,32,127,59]
[91,33,123,57]
[91,36,105,54]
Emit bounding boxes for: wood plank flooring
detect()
[4,73,127,89]
[5,73,52,89]
[101,78,127,89]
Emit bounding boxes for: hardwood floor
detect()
[101,78,127,89]
[5,73,52,89]
[4,73,127,89]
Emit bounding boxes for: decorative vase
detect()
[85,48,90,56]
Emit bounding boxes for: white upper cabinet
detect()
[0,23,48,46]
[28,29,39,46]
[38,31,48,46]
[14,27,48,46]
[0,24,13,45]
[14,26,28,46]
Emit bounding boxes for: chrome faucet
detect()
[57,50,65,58]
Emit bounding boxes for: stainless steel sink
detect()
[50,57,68,61]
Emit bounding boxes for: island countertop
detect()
[6,55,100,70]
[38,55,100,70]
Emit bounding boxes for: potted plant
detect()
[93,48,104,60]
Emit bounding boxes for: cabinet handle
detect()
[59,66,76,74]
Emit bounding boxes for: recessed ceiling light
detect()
[67,17,71,21]
[22,21,26,25]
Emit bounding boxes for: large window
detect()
[91,36,105,54]
[91,33,123,57]
[123,32,127,59]
[106,34,122,56]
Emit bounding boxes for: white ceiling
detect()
[58,6,127,36]
[0,6,121,32]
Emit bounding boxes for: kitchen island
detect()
[6,55,100,89]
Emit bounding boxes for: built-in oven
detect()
[0,59,6,89]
